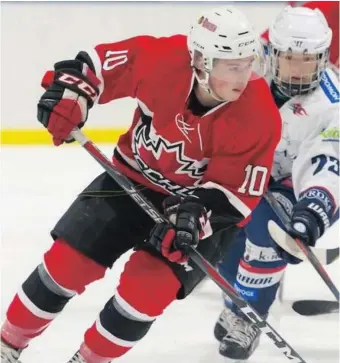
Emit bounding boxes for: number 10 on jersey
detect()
[238,165,268,196]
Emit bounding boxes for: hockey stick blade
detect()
[325,246,340,265]
[268,220,339,265]
[292,300,339,316]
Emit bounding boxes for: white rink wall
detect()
[1,1,287,130]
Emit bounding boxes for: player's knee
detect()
[117,250,181,317]
[44,238,107,294]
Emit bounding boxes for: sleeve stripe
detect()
[200,181,251,217]
[85,48,105,103]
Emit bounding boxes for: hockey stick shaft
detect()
[265,191,339,301]
[71,129,164,223]
[71,128,307,363]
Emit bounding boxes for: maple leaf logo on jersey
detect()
[132,121,209,196]
[290,103,308,116]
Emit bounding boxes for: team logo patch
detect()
[132,121,209,196]
[289,103,308,116]
[198,17,217,32]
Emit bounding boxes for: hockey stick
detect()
[276,276,339,316]
[292,300,339,316]
[71,128,307,363]
[264,191,340,302]
[268,225,339,266]
[266,195,339,265]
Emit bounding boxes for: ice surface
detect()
[1,147,339,363]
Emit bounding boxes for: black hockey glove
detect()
[270,187,336,264]
[37,52,100,146]
[290,187,335,246]
[148,196,210,264]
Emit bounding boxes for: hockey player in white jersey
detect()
[214,6,339,361]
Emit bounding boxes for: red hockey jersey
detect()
[86,35,281,219]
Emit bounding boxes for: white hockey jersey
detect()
[272,68,339,211]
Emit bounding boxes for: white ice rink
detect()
[1,146,339,363]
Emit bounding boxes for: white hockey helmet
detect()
[269,6,332,97]
[187,6,266,100]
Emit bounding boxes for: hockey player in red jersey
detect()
[0,6,281,363]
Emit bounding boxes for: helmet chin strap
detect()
[193,68,225,103]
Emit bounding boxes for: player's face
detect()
[277,52,318,84]
[209,56,255,101]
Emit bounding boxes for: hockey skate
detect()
[0,339,22,363]
[214,307,261,361]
